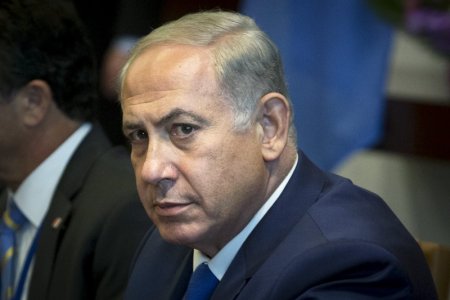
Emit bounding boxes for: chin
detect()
[157,222,204,248]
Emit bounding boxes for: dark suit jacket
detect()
[1,125,152,300]
[125,152,437,299]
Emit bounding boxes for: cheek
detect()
[136,181,157,218]
[136,180,149,205]
[131,158,153,206]
[213,138,265,195]
[131,151,146,182]
[188,146,246,204]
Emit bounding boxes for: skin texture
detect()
[121,44,293,257]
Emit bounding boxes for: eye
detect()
[170,124,198,138]
[128,129,148,143]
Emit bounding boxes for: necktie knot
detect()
[185,262,219,300]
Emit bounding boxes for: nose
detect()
[140,143,178,187]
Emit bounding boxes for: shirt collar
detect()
[194,154,299,280]
[10,123,92,227]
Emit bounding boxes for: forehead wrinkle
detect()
[122,89,179,106]
[124,45,217,96]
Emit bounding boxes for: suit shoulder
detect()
[79,146,137,200]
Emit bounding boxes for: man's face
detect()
[121,45,269,256]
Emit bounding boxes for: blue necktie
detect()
[0,200,27,300]
[184,262,219,300]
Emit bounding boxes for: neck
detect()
[5,117,81,191]
[265,144,297,199]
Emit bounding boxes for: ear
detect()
[18,80,53,126]
[258,92,291,162]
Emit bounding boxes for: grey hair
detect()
[120,10,296,142]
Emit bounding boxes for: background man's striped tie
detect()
[0,200,27,300]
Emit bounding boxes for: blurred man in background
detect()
[0,1,151,299]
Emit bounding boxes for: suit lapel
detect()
[28,125,112,299]
[54,124,112,195]
[213,153,328,299]
[126,229,193,300]
[167,253,192,300]
[27,190,72,299]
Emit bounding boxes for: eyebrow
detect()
[156,108,210,127]
[122,108,210,133]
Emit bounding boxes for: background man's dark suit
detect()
[125,152,437,299]
[1,126,152,300]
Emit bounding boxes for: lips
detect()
[153,201,192,217]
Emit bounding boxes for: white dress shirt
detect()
[8,123,92,300]
[193,154,299,280]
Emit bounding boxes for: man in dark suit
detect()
[120,10,438,300]
[0,1,151,299]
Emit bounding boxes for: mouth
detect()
[153,201,192,217]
